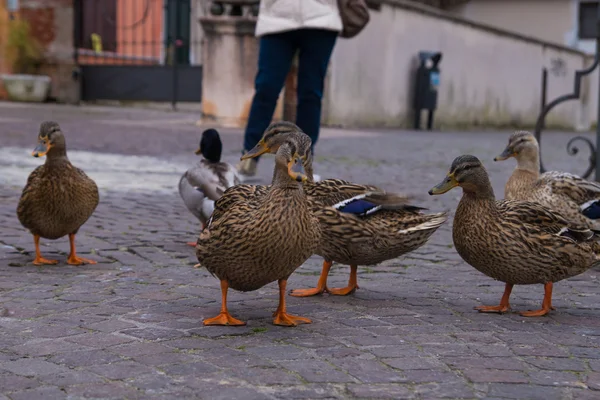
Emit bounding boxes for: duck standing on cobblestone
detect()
[178,129,241,247]
[429,155,600,317]
[494,131,600,229]
[17,121,99,266]
[196,140,321,327]
[243,122,448,297]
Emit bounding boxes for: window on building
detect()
[579,1,599,39]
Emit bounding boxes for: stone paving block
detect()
[587,372,600,390]
[332,358,406,383]
[346,383,415,399]
[64,382,142,399]
[268,384,345,399]
[50,349,124,368]
[462,368,529,383]
[0,373,40,391]
[527,371,584,388]
[64,332,135,348]
[8,386,67,400]
[87,361,155,380]
[0,358,69,377]
[160,361,219,375]
[230,366,303,386]
[486,383,568,399]
[522,356,588,372]
[37,370,104,387]
[278,360,357,383]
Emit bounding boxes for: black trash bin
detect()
[413,51,442,130]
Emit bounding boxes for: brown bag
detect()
[338,0,370,38]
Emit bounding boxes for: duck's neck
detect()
[271,168,303,191]
[461,179,496,201]
[44,148,69,166]
[514,149,540,176]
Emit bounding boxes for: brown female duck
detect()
[429,155,600,316]
[241,122,448,297]
[196,140,321,327]
[17,121,99,266]
[494,131,600,228]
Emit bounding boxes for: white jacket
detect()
[255,0,343,37]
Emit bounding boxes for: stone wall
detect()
[323,0,596,130]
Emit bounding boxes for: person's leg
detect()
[295,29,338,151]
[238,32,296,176]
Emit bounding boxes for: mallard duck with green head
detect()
[178,128,241,246]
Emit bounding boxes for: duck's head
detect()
[494,131,539,163]
[195,128,222,163]
[241,121,312,160]
[429,155,490,195]
[32,121,66,158]
[274,140,309,183]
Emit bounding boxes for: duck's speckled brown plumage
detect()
[241,123,448,295]
[17,122,99,241]
[430,155,600,316]
[497,131,600,229]
[196,141,321,292]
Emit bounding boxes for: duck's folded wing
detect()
[496,199,595,242]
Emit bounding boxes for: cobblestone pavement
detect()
[0,102,599,400]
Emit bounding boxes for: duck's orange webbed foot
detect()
[204,280,246,326]
[519,308,550,317]
[327,284,359,296]
[66,234,96,266]
[475,304,510,313]
[289,260,332,297]
[289,286,329,297]
[474,283,513,314]
[519,282,554,317]
[273,279,312,327]
[327,264,359,296]
[186,241,198,247]
[203,311,246,326]
[32,256,59,266]
[32,234,58,266]
[273,311,312,327]
[67,255,97,266]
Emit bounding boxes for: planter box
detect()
[1,74,51,102]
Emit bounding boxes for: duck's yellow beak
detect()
[32,141,51,158]
[494,147,515,162]
[428,173,458,195]
[241,140,270,160]
[288,155,307,183]
[194,146,202,155]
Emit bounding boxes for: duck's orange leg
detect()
[66,234,97,266]
[289,261,332,297]
[327,264,360,296]
[32,235,58,266]
[475,283,513,313]
[204,280,246,326]
[273,279,312,327]
[520,282,554,317]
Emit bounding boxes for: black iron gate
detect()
[73,0,202,106]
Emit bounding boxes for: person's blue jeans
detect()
[243,28,338,157]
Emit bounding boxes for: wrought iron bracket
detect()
[534,5,600,180]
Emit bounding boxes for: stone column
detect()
[198,0,283,127]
